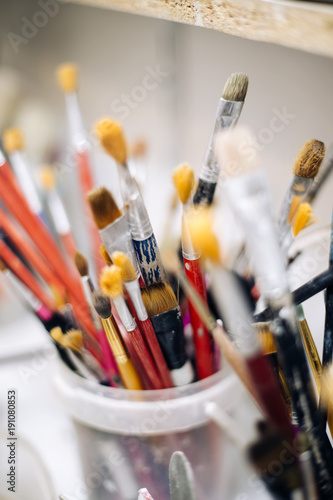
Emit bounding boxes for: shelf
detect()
[69,0,333,58]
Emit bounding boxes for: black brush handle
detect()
[193,179,217,206]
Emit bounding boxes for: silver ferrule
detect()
[181,212,200,260]
[5,269,41,311]
[225,170,290,302]
[99,215,140,277]
[65,93,89,152]
[124,279,148,321]
[200,98,244,183]
[47,189,71,235]
[113,295,136,331]
[0,149,5,165]
[278,175,313,240]
[10,151,43,215]
[81,277,102,330]
[117,163,153,240]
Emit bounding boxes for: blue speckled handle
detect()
[132,233,166,286]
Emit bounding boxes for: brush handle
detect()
[132,234,166,285]
[96,328,119,382]
[138,318,173,388]
[306,156,333,205]
[117,356,143,390]
[60,232,77,260]
[193,179,217,207]
[183,257,214,379]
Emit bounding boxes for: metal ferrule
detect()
[10,151,43,215]
[200,98,244,183]
[100,316,127,360]
[181,212,200,260]
[225,170,290,302]
[81,276,102,330]
[278,175,313,239]
[113,295,136,332]
[65,93,89,152]
[48,189,71,235]
[124,279,148,321]
[0,149,5,165]
[5,269,41,311]
[99,215,140,277]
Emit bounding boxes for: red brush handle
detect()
[246,352,294,441]
[139,318,173,388]
[60,232,77,261]
[183,256,214,379]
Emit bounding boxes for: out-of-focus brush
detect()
[169,451,197,500]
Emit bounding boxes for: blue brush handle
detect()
[132,233,166,286]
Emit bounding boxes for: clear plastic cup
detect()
[54,361,267,500]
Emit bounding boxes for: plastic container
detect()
[54,361,269,500]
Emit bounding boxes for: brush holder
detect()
[54,361,272,500]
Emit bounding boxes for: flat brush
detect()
[92,291,143,390]
[100,266,165,389]
[56,63,103,274]
[173,163,214,379]
[40,166,77,260]
[278,139,325,243]
[141,281,194,386]
[95,118,166,285]
[112,251,173,388]
[216,126,333,499]
[74,250,118,382]
[193,73,249,207]
[169,451,197,500]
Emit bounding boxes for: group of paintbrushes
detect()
[2,62,333,499]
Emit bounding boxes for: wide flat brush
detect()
[216,126,333,499]
[172,163,214,379]
[193,73,249,207]
[92,291,143,390]
[100,265,165,389]
[95,118,166,285]
[56,63,103,274]
[112,251,173,388]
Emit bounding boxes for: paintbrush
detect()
[92,290,143,390]
[99,243,112,266]
[215,126,333,499]
[137,488,154,500]
[74,251,119,382]
[56,63,103,274]
[100,265,165,389]
[141,281,194,386]
[281,202,318,257]
[169,451,197,500]
[2,127,49,226]
[112,251,173,388]
[172,163,214,379]
[278,139,325,243]
[95,118,166,285]
[187,208,294,441]
[193,73,249,207]
[130,138,147,194]
[305,148,333,205]
[39,166,77,259]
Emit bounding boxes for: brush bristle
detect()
[222,73,249,102]
[62,329,83,352]
[215,126,259,178]
[39,166,57,191]
[131,139,147,158]
[111,251,137,282]
[74,251,89,277]
[292,203,317,237]
[0,258,7,272]
[100,265,124,299]
[3,128,24,153]
[95,118,127,165]
[87,187,122,230]
[99,243,112,266]
[141,282,178,317]
[254,323,276,355]
[50,327,63,343]
[56,63,78,93]
[172,163,195,205]
[293,140,325,178]
[187,208,220,263]
[92,290,112,319]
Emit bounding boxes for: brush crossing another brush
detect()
[112,251,137,282]
[293,140,325,178]
[87,187,122,230]
[99,243,112,266]
[222,73,249,102]
[95,118,127,165]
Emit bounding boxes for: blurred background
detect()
[1,0,333,497]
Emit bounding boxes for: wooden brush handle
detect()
[60,232,77,261]
[117,357,143,390]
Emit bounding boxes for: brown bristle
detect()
[87,187,122,230]
[112,251,137,282]
[99,243,112,266]
[92,291,112,319]
[0,258,7,272]
[293,140,325,178]
[222,73,249,102]
[141,282,178,317]
[74,250,88,277]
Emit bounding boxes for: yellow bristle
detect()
[95,118,127,165]
[99,244,112,266]
[187,208,221,263]
[39,166,56,191]
[50,327,64,344]
[62,329,83,353]
[254,323,276,355]
[287,195,302,224]
[56,63,78,93]
[111,251,137,283]
[172,163,195,205]
[100,265,124,299]
[3,128,24,153]
[292,203,317,237]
